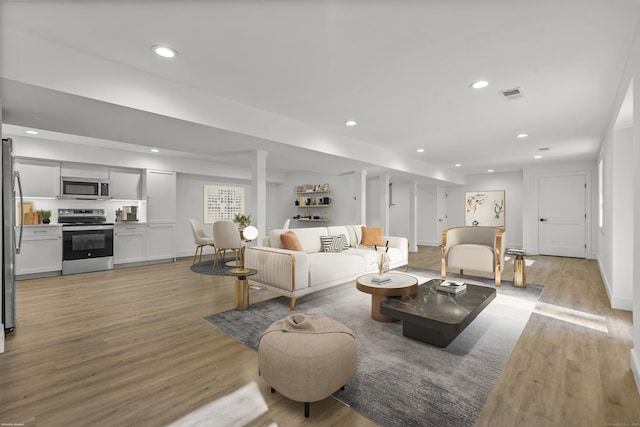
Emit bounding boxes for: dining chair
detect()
[212,220,242,270]
[190,219,216,265]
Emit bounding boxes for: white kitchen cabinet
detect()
[114,224,147,264]
[61,163,109,179]
[146,223,175,261]
[15,159,61,198]
[145,169,176,223]
[110,167,143,200]
[15,225,63,276]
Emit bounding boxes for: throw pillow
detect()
[280,231,304,252]
[320,234,347,253]
[361,226,384,247]
[345,225,362,247]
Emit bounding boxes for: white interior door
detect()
[538,174,586,257]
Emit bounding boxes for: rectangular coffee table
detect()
[379,278,496,347]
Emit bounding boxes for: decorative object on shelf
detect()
[464,190,505,228]
[233,213,252,228]
[373,243,390,275]
[40,209,51,224]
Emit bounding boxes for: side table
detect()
[507,249,527,288]
[356,272,418,322]
[225,268,258,310]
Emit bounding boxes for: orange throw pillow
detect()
[280,230,304,252]
[361,226,384,246]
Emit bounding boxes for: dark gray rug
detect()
[190,256,239,276]
[204,268,542,427]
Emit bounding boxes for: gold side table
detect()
[508,249,527,288]
[225,268,258,310]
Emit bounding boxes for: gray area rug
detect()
[204,268,542,427]
[190,256,238,276]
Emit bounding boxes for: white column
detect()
[380,175,390,232]
[251,150,268,240]
[358,170,367,224]
[409,179,418,252]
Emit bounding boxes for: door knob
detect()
[539,218,547,222]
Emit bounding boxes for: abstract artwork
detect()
[464,190,505,227]
[204,185,245,224]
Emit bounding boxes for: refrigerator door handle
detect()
[14,170,23,254]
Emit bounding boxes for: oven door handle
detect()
[63,225,114,231]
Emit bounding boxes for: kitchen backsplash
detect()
[18,199,147,224]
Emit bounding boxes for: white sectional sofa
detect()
[245,225,408,309]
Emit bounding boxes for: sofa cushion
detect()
[361,226,384,247]
[447,243,495,273]
[345,225,363,247]
[269,229,286,249]
[320,234,347,253]
[307,252,366,286]
[280,231,304,252]
[327,226,351,249]
[292,227,329,253]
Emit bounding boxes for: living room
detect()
[1,1,640,426]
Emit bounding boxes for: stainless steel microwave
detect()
[61,177,111,200]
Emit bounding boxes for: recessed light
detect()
[534,155,543,159]
[417,148,425,153]
[26,130,39,135]
[454,163,462,167]
[470,80,489,89]
[150,149,159,153]
[345,120,357,127]
[517,133,528,139]
[487,169,495,173]
[152,45,178,58]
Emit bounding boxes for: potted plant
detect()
[40,209,52,224]
[233,213,251,229]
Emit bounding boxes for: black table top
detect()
[379,278,496,326]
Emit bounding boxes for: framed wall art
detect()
[464,190,505,228]
[204,185,245,224]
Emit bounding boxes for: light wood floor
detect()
[1,247,638,426]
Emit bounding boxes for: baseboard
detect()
[631,348,640,395]
[597,258,633,311]
[417,240,439,247]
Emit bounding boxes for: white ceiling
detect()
[1,1,639,183]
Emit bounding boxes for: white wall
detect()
[175,173,282,258]
[599,126,634,310]
[597,21,640,393]
[418,184,438,246]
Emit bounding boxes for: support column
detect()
[251,150,268,240]
[380,175,390,232]
[359,170,367,225]
[409,179,418,252]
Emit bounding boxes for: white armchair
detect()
[441,226,506,287]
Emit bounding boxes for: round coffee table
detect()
[356,272,418,322]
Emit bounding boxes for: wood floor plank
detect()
[0,247,638,426]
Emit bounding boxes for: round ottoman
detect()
[258,313,357,418]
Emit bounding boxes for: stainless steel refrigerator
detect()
[2,137,23,333]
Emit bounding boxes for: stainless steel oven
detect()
[59,209,114,275]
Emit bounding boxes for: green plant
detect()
[40,209,51,220]
[233,213,251,227]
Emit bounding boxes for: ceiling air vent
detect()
[499,87,525,101]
